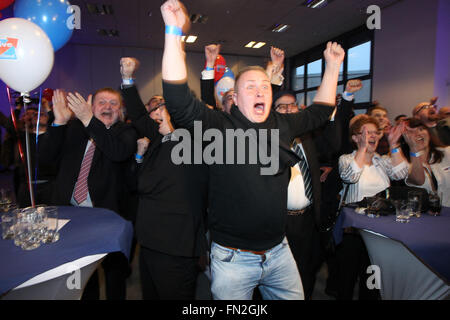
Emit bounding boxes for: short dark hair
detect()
[394,114,407,121]
[366,105,387,116]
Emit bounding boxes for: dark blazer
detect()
[121,85,208,258]
[38,117,137,217]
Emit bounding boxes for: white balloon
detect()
[0,18,54,93]
[215,76,235,106]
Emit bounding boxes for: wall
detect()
[372,0,445,121]
[433,0,450,108]
[0,44,264,116]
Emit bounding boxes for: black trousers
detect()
[335,233,380,300]
[81,251,130,300]
[285,208,322,300]
[139,246,200,300]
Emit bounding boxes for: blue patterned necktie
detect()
[294,143,313,202]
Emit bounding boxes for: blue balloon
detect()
[14,0,73,51]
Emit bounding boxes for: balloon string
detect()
[6,87,32,205]
[22,93,36,208]
[34,88,42,199]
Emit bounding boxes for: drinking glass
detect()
[15,207,44,250]
[428,191,442,216]
[1,209,16,240]
[407,191,421,217]
[0,188,14,213]
[393,200,410,223]
[42,206,59,243]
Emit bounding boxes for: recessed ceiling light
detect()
[271,24,290,33]
[185,35,197,43]
[253,42,266,49]
[303,0,330,9]
[245,41,256,48]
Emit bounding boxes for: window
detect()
[289,27,373,110]
[348,41,371,79]
[307,59,321,88]
[292,65,304,91]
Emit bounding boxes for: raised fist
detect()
[120,57,140,79]
[161,0,190,34]
[205,44,220,68]
[270,46,285,71]
[323,42,345,66]
[345,79,363,93]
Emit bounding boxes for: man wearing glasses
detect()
[272,90,342,299]
[412,100,449,146]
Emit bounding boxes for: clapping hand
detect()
[66,92,93,127]
[388,122,406,148]
[52,89,73,125]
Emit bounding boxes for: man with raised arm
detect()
[160,0,344,300]
[119,58,209,300]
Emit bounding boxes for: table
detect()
[0,206,133,299]
[333,206,450,300]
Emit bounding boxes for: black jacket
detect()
[163,81,334,251]
[39,117,137,217]
[121,85,208,258]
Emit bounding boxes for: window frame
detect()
[288,26,374,111]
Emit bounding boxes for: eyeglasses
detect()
[414,104,435,115]
[148,102,165,113]
[275,103,298,113]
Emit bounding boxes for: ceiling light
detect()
[245,41,256,48]
[185,35,197,43]
[303,0,330,9]
[253,42,266,49]
[271,24,290,33]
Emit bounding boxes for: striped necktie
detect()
[294,143,313,202]
[73,142,96,205]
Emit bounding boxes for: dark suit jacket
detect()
[121,85,208,258]
[39,117,137,217]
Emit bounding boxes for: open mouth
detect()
[368,141,376,146]
[101,111,113,117]
[254,103,265,115]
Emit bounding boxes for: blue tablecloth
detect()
[333,206,450,285]
[0,206,133,295]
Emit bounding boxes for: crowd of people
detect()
[1,0,449,300]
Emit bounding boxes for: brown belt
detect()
[222,245,267,255]
[287,205,312,216]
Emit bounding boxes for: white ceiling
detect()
[68,0,402,57]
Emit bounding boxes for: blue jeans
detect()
[210,238,304,300]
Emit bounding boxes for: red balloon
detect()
[0,0,14,11]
